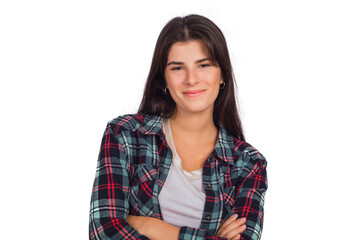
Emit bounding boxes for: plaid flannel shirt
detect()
[89,114,267,240]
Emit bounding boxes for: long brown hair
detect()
[137,14,245,141]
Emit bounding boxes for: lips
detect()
[183,89,205,97]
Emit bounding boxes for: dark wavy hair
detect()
[137,14,245,141]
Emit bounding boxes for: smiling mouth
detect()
[183,90,206,97]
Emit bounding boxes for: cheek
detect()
[165,73,183,90]
[202,71,222,87]
[200,67,221,79]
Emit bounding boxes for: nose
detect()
[185,67,199,85]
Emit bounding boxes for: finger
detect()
[230,234,241,240]
[225,225,246,240]
[217,214,238,236]
[237,217,246,226]
[223,218,246,233]
[217,214,238,235]
[220,218,246,238]
[238,223,246,233]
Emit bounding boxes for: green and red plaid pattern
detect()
[89,114,268,240]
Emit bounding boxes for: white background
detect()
[1,0,359,239]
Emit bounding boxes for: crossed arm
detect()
[89,123,267,240]
[126,214,247,240]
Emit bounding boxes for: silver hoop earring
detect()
[164,87,169,94]
[220,82,226,89]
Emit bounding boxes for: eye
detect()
[170,66,183,71]
[200,64,210,68]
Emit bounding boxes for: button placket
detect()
[200,155,223,235]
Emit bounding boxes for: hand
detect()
[216,214,246,240]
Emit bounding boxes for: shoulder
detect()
[232,138,267,169]
[106,113,146,135]
[216,123,267,168]
[106,113,162,137]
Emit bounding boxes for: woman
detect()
[89,14,267,240]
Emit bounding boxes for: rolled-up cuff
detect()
[179,226,207,239]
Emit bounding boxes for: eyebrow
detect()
[167,57,211,66]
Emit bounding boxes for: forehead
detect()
[167,40,210,61]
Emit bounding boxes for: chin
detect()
[178,104,214,115]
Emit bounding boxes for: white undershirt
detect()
[158,118,206,228]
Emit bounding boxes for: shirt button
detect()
[205,214,211,220]
[133,176,138,183]
[206,184,211,189]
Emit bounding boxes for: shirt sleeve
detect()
[89,122,148,240]
[179,150,268,240]
[235,150,268,240]
[178,227,227,239]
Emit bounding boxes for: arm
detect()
[128,149,267,240]
[89,123,147,240]
[235,151,268,240]
[126,215,180,240]
[177,150,267,240]
[126,215,246,240]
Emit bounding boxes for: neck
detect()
[169,108,218,143]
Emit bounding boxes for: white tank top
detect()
[158,118,206,228]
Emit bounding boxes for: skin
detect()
[165,39,223,172]
[126,40,246,239]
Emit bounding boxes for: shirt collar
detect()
[138,114,164,135]
[138,114,239,165]
[212,120,240,165]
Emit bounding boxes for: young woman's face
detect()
[164,40,223,116]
